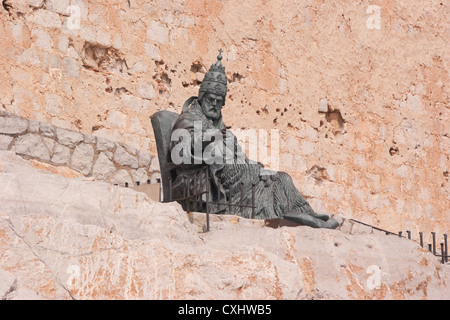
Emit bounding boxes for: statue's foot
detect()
[283,213,339,229]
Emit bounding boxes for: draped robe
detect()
[169,99,321,221]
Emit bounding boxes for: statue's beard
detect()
[201,103,221,121]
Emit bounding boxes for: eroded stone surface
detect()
[0,151,449,300]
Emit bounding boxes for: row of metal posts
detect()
[117,177,448,264]
[349,219,449,265]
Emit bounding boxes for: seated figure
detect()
[167,50,338,229]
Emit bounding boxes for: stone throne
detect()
[151,106,211,212]
[150,110,179,203]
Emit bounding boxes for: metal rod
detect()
[208,201,256,209]
[240,182,244,216]
[186,176,190,211]
[428,244,432,253]
[158,179,161,202]
[169,177,173,202]
[228,181,232,214]
[444,234,448,262]
[251,182,256,219]
[398,231,402,238]
[407,230,411,240]
[205,167,210,232]
[349,219,395,235]
[217,179,222,212]
[182,176,186,209]
[432,232,436,255]
[198,170,202,210]
[441,243,445,264]
[419,232,423,248]
[193,172,197,211]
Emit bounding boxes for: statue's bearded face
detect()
[200,93,224,121]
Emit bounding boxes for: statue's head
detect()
[198,49,227,120]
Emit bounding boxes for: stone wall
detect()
[0,111,160,186]
[0,0,448,235]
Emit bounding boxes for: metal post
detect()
[428,244,432,253]
[407,230,411,240]
[198,170,202,210]
[157,178,161,202]
[136,181,140,186]
[217,179,222,211]
[193,172,197,211]
[182,176,186,209]
[125,182,129,187]
[169,177,173,202]
[419,232,423,248]
[240,182,244,216]
[186,177,190,211]
[205,167,210,232]
[444,234,448,263]
[251,182,256,219]
[432,232,436,255]
[147,179,151,184]
[228,181,232,214]
[398,231,402,238]
[441,243,445,264]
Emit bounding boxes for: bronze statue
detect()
[157,50,338,229]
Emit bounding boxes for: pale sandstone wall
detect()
[0,110,161,185]
[0,0,448,235]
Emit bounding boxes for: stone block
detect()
[61,57,79,78]
[84,134,96,144]
[45,0,70,15]
[51,144,71,165]
[92,152,116,180]
[319,98,328,113]
[144,43,161,60]
[301,140,315,155]
[28,120,40,133]
[109,169,132,186]
[0,116,28,135]
[14,134,50,161]
[97,137,115,151]
[31,28,53,50]
[96,30,111,47]
[136,83,155,100]
[40,122,55,138]
[28,0,44,8]
[71,143,94,175]
[57,35,69,53]
[42,53,61,69]
[45,94,62,116]
[138,150,151,167]
[149,156,160,172]
[0,135,13,150]
[114,145,138,169]
[17,48,40,66]
[56,128,84,148]
[146,21,168,44]
[132,168,149,185]
[28,9,62,28]
[42,137,55,154]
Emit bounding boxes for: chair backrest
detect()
[151,110,179,202]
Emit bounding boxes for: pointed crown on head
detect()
[199,49,227,99]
